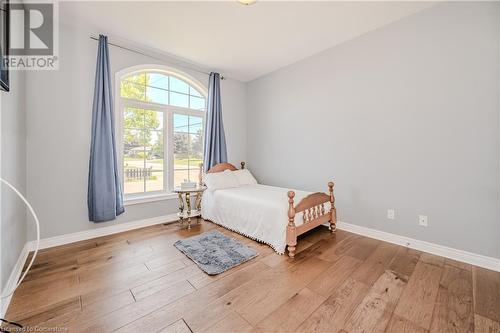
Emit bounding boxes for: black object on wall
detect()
[0,0,9,92]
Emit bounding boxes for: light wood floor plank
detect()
[23,256,79,282]
[473,266,500,323]
[429,265,474,333]
[296,278,370,333]
[393,260,443,330]
[204,311,253,333]
[13,296,81,327]
[254,287,326,333]
[42,290,136,332]
[79,280,195,332]
[114,261,271,333]
[385,314,428,333]
[317,233,360,262]
[183,256,331,330]
[474,314,500,333]
[344,236,380,261]
[81,258,193,306]
[445,258,472,272]
[6,220,499,333]
[351,242,399,286]
[318,228,360,262]
[131,264,200,300]
[233,257,331,325]
[13,271,79,298]
[420,253,445,267]
[158,319,193,333]
[343,270,406,333]
[388,247,421,281]
[307,255,362,297]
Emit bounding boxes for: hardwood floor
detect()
[4,220,500,333]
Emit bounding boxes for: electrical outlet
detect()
[418,215,428,227]
[387,209,395,220]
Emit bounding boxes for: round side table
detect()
[173,186,207,229]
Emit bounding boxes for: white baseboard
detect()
[27,213,179,251]
[336,221,500,272]
[1,243,30,318]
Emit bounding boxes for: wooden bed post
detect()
[328,182,336,233]
[287,191,297,258]
[240,161,246,169]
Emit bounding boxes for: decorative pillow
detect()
[203,170,239,190]
[233,169,258,186]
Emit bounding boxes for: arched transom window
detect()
[118,67,206,199]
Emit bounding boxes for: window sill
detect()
[124,193,178,206]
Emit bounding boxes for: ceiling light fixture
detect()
[238,0,257,5]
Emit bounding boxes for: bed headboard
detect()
[207,162,245,173]
[198,162,246,184]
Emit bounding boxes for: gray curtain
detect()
[203,72,228,172]
[88,35,124,222]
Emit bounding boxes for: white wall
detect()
[25,22,247,239]
[22,2,499,260]
[1,8,27,293]
[247,2,500,258]
[0,60,27,287]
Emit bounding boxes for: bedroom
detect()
[0,0,499,332]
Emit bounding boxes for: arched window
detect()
[117,66,206,199]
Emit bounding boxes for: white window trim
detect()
[115,64,207,204]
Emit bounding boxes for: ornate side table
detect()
[173,186,207,229]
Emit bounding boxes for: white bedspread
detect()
[201,184,312,254]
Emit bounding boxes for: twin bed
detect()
[200,162,337,258]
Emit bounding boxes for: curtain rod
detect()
[90,36,225,80]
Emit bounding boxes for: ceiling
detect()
[60,1,435,81]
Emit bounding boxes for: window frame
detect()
[115,65,207,203]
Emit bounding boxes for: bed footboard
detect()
[287,182,336,258]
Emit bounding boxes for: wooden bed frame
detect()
[200,161,337,258]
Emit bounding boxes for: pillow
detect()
[203,170,239,190]
[233,169,258,186]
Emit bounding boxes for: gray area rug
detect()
[174,230,259,275]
